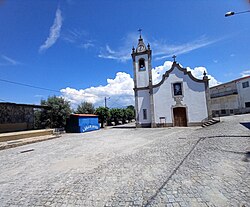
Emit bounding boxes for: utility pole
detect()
[104,97,110,108]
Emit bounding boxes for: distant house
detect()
[210,76,250,116]
[131,35,211,127]
[0,102,49,133]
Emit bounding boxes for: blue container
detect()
[66,114,100,133]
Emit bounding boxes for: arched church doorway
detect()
[173,107,187,127]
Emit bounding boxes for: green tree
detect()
[75,102,95,114]
[126,105,135,111]
[95,107,110,128]
[121,108,128,124]
[36,96,72,128]
[109,108,124,125]
[126,105,135,121]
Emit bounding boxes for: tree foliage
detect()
[95,107,110,128]
[75,102,95,114]
[108,106,135,125]
[109,108,124,125]
[35,96,72,128]
[125,105,135,122]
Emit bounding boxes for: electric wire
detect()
[0,78,97,97]
[0,78,60,93]
[0,78,131,107]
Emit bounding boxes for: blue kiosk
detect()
[66,114,100,133]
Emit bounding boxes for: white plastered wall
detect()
[137,90,151,124]
[153,67,208,124]
[236,77,250,110]
[135,54,149,88]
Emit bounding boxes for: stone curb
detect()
[0,135,61,151]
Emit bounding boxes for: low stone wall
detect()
[0,129,54,142]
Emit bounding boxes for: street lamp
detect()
[225,10,250,17]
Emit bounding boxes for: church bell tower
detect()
[131,32,155,127]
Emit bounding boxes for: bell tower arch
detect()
[131,33,155,127]
[131,35,152,88]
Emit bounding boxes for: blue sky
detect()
[0,0,249,108]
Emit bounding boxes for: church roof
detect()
[153,62,207,88]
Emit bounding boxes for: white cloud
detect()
[98,33,220,62]
[186,66,220,87]
[152,61,220,87]
[39,8,63,52]
[153,37,219,60]
[152,61,173,84]
[0,55,20,66]
[98,44,131,62]
[60,72,134,108]
[62,29,95,49]
[80,41,95,49]
[62,29,88,43]
[98,32,139,62]
[61,61,220,108]
[240,70,250,77]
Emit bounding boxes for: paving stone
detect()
[0,114,249,207]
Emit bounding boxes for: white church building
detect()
[131,35,211,127]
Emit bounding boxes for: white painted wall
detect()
[153,82,174,123]
[210,76,250,114]
[135,54,149,88]
[153,67,208,124]
[137,90,151,124]
[236,77,250,110]
[211,96,238,111]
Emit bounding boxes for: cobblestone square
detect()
[0,114,249,207]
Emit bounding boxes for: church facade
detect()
[131,36,211,127]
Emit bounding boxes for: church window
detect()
[221,109,226,114]
[242,81,249,88]
[143,109,147,119]
[173,83,183,96]
[139,58,145,71]
[245,102,250,108]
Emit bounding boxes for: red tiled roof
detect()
[71,114,98,117]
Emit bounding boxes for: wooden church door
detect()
[173,107,187,127]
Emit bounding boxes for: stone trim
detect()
[154,122,203,127]
[131,49,151,59]
[134,87,149,91]
[171,82,184,98]
[153,62,205,89]
[187,122,203,127]
[155,123,173,127]
[136,123,151,128]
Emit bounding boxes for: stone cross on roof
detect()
[138,28,142,38]
[172,55,177,62]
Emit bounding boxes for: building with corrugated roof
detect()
[0,102,50,133]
